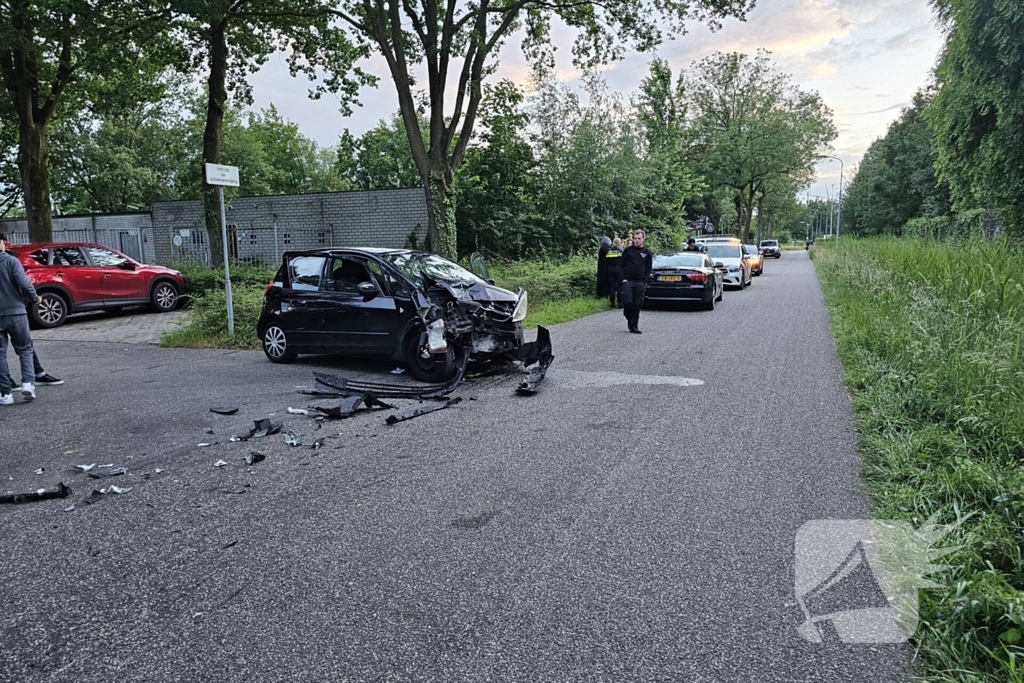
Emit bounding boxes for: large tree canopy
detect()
[843,91,950,237]
[683,51,837,242]
[1,0,171,240]
[926,0,1024,234]
[322,0,756,257]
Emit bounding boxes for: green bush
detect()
[176,263,276,302]
[489,256,597,305]
[814,237,1024,680]
[161,284,265,350]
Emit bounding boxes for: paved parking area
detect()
[28,307,190,345]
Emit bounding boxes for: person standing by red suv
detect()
[0,235,42,404]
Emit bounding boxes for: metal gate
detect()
[119,231,143,262]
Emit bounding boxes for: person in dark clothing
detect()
[0,235,62,387]
[619,230,653,334]
[684,237,702,252]
[605,237,623,307]
[596,236,611,298]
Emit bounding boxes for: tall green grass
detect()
[814,238,1024,681]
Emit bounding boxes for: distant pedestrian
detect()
[597,236,612,298]
[619,230,653,334]
[606,237,623,307]
[0,235,42,404]
[684,237,702,252]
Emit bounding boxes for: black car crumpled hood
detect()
[424,276,519,304]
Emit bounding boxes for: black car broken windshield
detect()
[382,252,485,287]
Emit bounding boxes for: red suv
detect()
[6,242,186,328]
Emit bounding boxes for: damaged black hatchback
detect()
[258,248,527,382]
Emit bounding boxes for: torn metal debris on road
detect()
[516,326,554,395]
[385,397,463,425]
[0,482,72,505]
[307,346,470,400]
[87,467,127,479]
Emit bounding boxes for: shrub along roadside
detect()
[814,238,1024,682]
[161,256,605,349]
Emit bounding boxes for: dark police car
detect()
[258,248,527,382]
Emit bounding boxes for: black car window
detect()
[288,256,326,291]
[653,253,705,268]
[86,247,129,267]
[382,252,484,287]
[325,257,372,294]
[52,247,88,266]
[28,249,49,265]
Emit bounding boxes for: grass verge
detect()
[813,237,1024,682]
[523,297,610,329]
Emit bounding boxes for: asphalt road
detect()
[0,252,910,682]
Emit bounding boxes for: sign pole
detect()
[206,163,239,337]
[218,185,235,336]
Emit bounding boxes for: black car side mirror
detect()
[357,281,380,300]
[484,277,495,286]
[118,261,136,271]
[714,262,725,269]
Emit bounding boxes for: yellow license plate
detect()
[659,275,683,282]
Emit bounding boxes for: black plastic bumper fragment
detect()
[310,346,471,399]
[210,406,239,415]
[0,482,71,504]
[87,467,127,479]
[385,397,463,425]
[516,326,553,395]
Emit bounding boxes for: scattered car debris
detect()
[222,540,239,550]
[0,482,71,505]
[516,326,553,395]
[87,467,127,479]
[391,367,405,375]
[82,490,105,505]
[386,397,463,425]
[284,431,301,447]
[242,418,283,440]
[154,468,164,474]
[64,505,75,512]
[214,460,228,468]
[308,346,470,400]
[98,464,114,468]
[245,451,266,465]
[75,464,97,472]
[309,439,324,451]
[197,443,212,447]
[109,485,132,494]
[34,468,44,475]
[205,428,215,435]
[287,407,310,416]
[210,406,239,415]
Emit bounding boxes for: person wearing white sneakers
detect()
[0,235,42,405]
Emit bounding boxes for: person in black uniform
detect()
[619,230,653,334]
[605,237,623,307]
[596,236,611,298]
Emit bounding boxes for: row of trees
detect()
[841,0,1023,238]
[3,1,834,261]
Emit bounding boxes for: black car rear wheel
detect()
[262,322,297,363]
[404,332,455,383]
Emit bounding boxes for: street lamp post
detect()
[816,155,844,246]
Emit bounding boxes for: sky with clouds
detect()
[247,0,945,201]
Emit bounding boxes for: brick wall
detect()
[151,188,429,266]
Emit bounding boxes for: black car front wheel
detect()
[404,332,455,383]
[262,323,297,363]
[31,292,68,329]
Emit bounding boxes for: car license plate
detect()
[659,275,682,282]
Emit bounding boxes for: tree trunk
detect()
[202,19,229,267]
[755,193,765,245]
[19,121,53,242]
[424,157,457,258]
